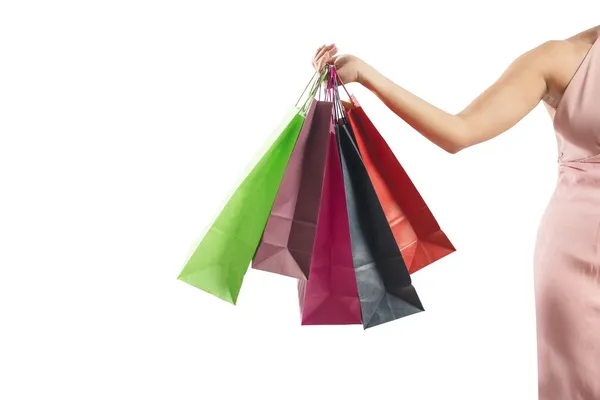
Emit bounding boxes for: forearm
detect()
[358,63,467,153]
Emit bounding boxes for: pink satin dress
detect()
[534,38,600,399]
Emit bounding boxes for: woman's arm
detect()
[357,41,558,153]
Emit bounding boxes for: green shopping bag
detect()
[178,72,326,304]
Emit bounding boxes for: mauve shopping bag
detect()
[337,121,424,329]
[297,129,362,325]
[347,106,455,274]
[252,101,333,280]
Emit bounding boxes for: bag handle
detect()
[295,69,329,114]
[329,66,349,122]
[295,71,317,107]
[332,66,359,108]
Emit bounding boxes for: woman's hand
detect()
[312,44,364,84]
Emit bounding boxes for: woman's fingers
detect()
[312,45,326,69]
[314,44,335,65]
[313,44,326,59]
[317,52,332,72]
[314,46,338,71]
[315,44,334,60]
[325,48,338,64]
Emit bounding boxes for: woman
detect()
[313,25,600,399]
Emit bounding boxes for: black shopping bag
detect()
[336,121,424,329]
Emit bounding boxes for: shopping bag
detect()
[337,121,424,329]
[347,106,455,273]
[252,100,333,279]
[297,128,362,325]
[178,73,324,304]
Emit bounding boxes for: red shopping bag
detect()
[297,129,362,325]
[347,106,455,274]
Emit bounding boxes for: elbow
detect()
[442,138,468,154]
[444,143,463,154]
[443,116,471,154]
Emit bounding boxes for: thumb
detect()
[326,54,341,66]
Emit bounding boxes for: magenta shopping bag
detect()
[297,129,362,325]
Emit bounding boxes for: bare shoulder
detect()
[537,37,597,108]
[498,40,576,81]
[522,39,590,74]
[542,38,595,67]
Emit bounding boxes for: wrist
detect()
[357,60,374,88]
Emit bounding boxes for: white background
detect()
[1,1,598,399]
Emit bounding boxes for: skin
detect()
[312,25,600,154]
